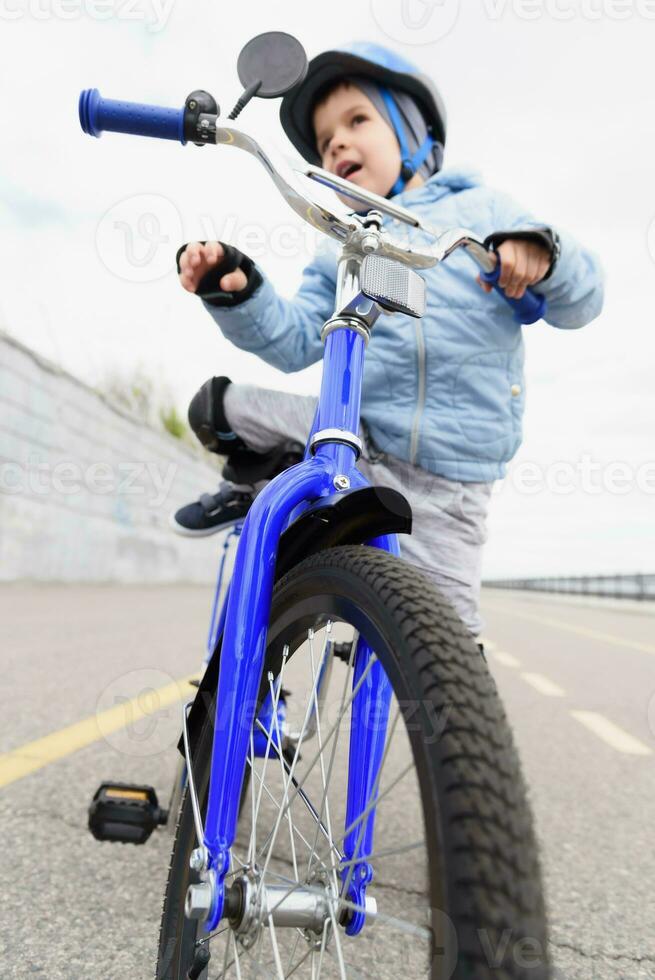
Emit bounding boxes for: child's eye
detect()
[320,115,368,155]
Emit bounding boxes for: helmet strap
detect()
[379,86,437,195]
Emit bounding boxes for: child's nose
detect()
[328,132,350,159]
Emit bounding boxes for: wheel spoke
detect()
[283,942,314,978]
[326,948,368,980]
[313,920,329,980]
[253,717,342,865]
[268,671,299,881]
[325,897,347,980]
[340,753,413,849]
[220,916,233,977]
[311,702,399,880]
[231,929,243,980]
[254,627,339,902]
[284,929,303,977]
[304,627,340,898]
[251,645,291,850]
[255,643,378,863]
[338,837,425,869]
[304,628,352,889]
[195,922,230,948]
[247,761,331,874]
[248,728,256,864]
[266,914,286,979]
[337,894,432,940]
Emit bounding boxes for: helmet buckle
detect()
[400,160,415,182]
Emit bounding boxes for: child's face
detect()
[312,82,424,204]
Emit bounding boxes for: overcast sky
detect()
[1,0,654,578]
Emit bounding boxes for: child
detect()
[172,43,604,642]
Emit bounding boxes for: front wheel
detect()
[157,546,550,979]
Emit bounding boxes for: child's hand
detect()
[178,241,248,294]
[477,239,551,299]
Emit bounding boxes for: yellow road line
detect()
[0,674,198,789]
[570,711,652,756]
[482,603,655,657]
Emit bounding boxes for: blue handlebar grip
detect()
[79,88,186,143]
[480,258,547,324]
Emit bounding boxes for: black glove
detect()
[175,241,263,307]
[482,226,561,282]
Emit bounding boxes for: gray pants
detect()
[224,384,494,637]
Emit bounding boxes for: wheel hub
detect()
[224,868,335,947]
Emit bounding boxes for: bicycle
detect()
[80,32,550,980]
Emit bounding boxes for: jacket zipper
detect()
[409,319,426,465]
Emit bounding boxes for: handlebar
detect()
[78,87,547,325]
[480,259,547,325]
[79,89,186,142]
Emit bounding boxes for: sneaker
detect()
[170,483,254,537]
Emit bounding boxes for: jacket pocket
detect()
[451,348,522,462]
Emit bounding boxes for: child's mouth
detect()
[336,161,363,181]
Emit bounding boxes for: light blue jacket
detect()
[203,167,604,482]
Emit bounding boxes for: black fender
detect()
[182,486,412,756]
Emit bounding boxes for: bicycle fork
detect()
[340,631,393,936]
[183,474,395,939]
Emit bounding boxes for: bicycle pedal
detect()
[88,782,168,844]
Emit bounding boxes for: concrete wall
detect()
[0,330,227,583]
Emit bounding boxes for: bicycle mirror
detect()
[229,31,308,119]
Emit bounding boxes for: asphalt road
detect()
[1,584,653,979]
[479,589,655,980]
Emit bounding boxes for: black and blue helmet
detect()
[280,42,447,186]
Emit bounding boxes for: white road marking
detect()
[570,711,652,756]
[491,650,520,668]
[481,602,655,658]
[521,673,566,697]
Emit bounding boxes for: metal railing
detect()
[483,574,655,601]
